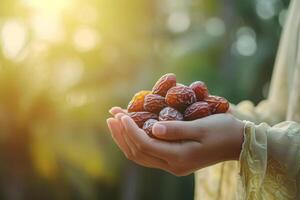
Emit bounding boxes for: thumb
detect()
[152,121,200,141]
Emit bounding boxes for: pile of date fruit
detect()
[127,73,229,136]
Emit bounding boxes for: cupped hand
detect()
[107,107,244,176]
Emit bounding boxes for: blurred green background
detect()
[0,0,289,199]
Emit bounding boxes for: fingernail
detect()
[109,107,120,114]
[153,124,166,136]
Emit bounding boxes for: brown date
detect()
[159,107,183,121]
[204,95,229,114]
[127,90,152,113]
[189,81,209,101]
[129,112,158,128]
[142,119,158,136]
[184,102,211,121]
[165,85,196,111]
[152,73,176,97]
[144,94,167,114]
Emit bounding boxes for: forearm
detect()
[239,120,300,198]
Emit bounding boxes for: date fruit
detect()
[124,73,230,126]
[159,107,183,121]
[184,102,211,121]
[189,81,209,101]
[165,85,196,111]
[204,95,229,114]
[152,73,176,97]
[129,112,158,128]
[144,94,167,114]
[127,90,152,112]
[142,119,158,136]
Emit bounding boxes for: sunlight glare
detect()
[22,0,71,14]
[1,19,27,60]
[30,14,64,43]
[73,27,100,52]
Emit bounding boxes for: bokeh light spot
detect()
[255,0,276,20]
[1,19,27,60]
[205,17,226,37]
[236,26,256,39]
[167,11,190,33]
[234,26,257,57]
[73,27,100,52]
[236,35,257,56]
[21,0,71,14]
[31,14,64,43]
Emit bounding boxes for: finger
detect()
[120,122,158,164]
[107,118,132,158]
[114,114,135,157]
[113,115,172,171]
[152,121,202,141]
[120,115,180,160]
[115,112,127,121]
[131,152,173,173]
[109,107,127,116]
[113,113,161,163]
[122,132,171,171]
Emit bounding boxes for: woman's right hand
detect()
[107,107,244,176]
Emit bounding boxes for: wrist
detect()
[231,119,245,160]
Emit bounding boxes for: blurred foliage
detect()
[0,0,289,199]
